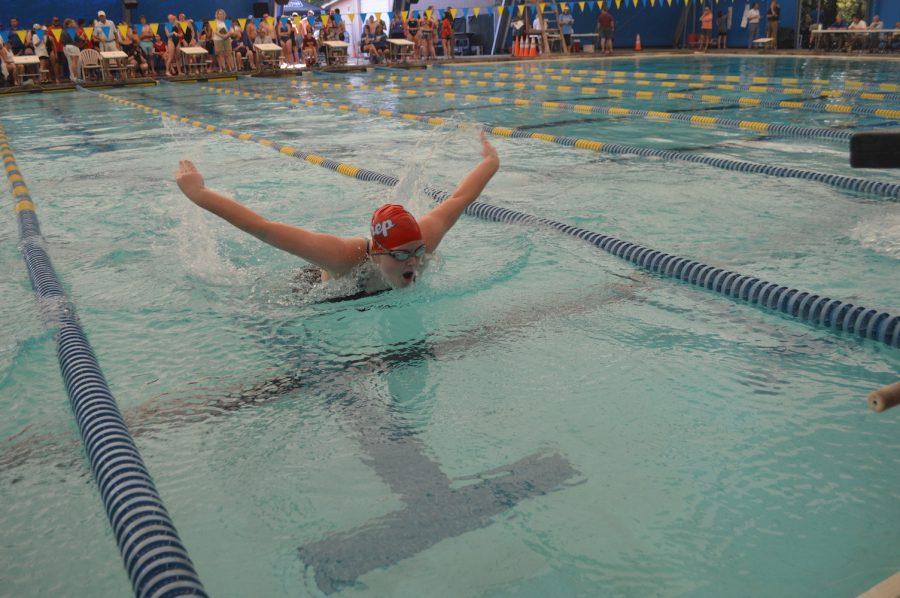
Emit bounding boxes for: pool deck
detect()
[1,48,896,96]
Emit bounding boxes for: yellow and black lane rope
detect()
[294,76,852,141]
[444,63,900,94]
[366,75,900,120]
[196,84,898,199]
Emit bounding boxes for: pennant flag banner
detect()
[473,6,480,16]
[539,3,547,12]
[16,30,27,44]
[579,2,586,11]
[150,23,159,34]
[0,32,5,44]
[517,5,525,15]
[495,5,506,15]
[559,3,567,12]
[208,20,217,30]
[225,19,232,29]
[634,0,639,6]
[462,7,469,17]
[254,18,262,27]
[178,21,189,33]
[164,23,173,34]
[117,24,128,38]
[375,12,383,21]
[347,13,356,23]
[425,8,433,18]
[615,0,622,7]
[265,17,274,25]
[451,8,459,18]
[101,26,111,39]
[66,27,77,39]
[402,11,409,20]
[34,29,46,41]
[321,14,330,26]
[388,12,394,19]
[50,27,62,41]
[334,14,342,22]
[83,26,93,38]
[237,18,246,29]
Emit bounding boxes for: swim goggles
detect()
[371,244,426,261]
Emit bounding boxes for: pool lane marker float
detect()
[412,69,900,121]
[211,83,899,200]
[0,125,208,598]
[95,92,900,348]
[443,63,900,94]
[424,68,900,104]
[307,75,853,142]
[868,381,900,413]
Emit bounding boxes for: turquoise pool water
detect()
[1,55,898,596]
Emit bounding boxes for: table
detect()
[322,40,348,65]
[13,55,42,84]
[253,42,282,69]
[810,28,898,51]
[179,46,209,75]
[99,50,129,80]
[388,38,414,62]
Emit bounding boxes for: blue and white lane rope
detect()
[0,125,207,598]
[97,93,900,348]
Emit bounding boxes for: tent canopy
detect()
[281,0,324,14]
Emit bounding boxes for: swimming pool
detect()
[1,54,898,596]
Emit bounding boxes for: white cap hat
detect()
[292,12,299,17]
[98,10,106,17]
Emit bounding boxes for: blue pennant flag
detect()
[334,13,341,22]
[101,26,110,38]
[0,31,6,44]
[225,19,232,29]
[253,18,261,27]
[360,12,367,21]
[193,20,203,32]
[165,22,174,34]
[66,27,77,39]
[412,10,419,19]
[642,0,648,6]
[462,7,470,17]
[36,29,47,41]
[387,11,393,19]
[280,16,288,24]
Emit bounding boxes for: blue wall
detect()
[2,0,258,26]
[870,0,900,27]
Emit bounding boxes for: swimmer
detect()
[175,132,499,295]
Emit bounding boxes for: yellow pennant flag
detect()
[632,0,638,6]
[178,21,190,33]
[208,20,217,31]
[425,8,432,18]
[450,8,459,18]
[50,27,62,42]
[667,0,672,5]
[402,11,409,21]
[614,0,621,8]
[347,13,356,23]
[321,14,330,26]
[265,16,274,25]
[539,3,546,12]
[237,18,246,29]
[375,12,383,21]
[578,2,586,10]
[83,26,93,39]
[150,23,159,34]
[517,5,525,15]
[293,16,302,27]
[118,24,130,38]
[472,6,480,16]
[495,5,506,16]
[15,30,27,44]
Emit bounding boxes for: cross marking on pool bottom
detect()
[297,386,578,594]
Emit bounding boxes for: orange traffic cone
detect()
[512,37,519,56]
[634,34,643,52]
[529,37,538,57]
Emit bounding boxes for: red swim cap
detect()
[370,204,422,250]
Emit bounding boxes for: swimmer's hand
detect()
[479,131,499,168]
[175,160,205,200]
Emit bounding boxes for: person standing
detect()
[766,0,780,48]
[596,7,614,55]
[92,10,119,52]
[716,10,728,48]
[559,4,574,49]
[746,3,760,48]
[700,7,713,52]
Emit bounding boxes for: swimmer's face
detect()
[371,239,424,288]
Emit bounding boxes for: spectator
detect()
[47,18,65,80]
[152,34,167,73]
[334,9,347,42]
[121,26,150,76]
[716,11,728,48]
[257,16,274,45]
[373,20,388,58]
[212,9,235,72]
[441,11,454,59]
[165,14,183,76]
[8,18,27,55]
[29,24,56,83]
[407,11,420,59]
[177,13,195,46]
[596,7,614,55]
[1,39,16,85]
[746,3,760,48]
[559,4,574,49]
[138,15,155,58]
[700,7,713,52]
[766,0,779,48]
[93,10,119,52]
[277,15,293,64]
[389,13,406,40]
[60,18,85,81]
[232,20,254,70]
[300,23,317,67]
[361,16,378,62]
[419,7,437,60]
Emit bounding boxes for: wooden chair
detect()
[78,49,103,81]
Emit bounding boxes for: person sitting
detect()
[361,16,379,62]
[232,22,254,70]
[7,18,28,55]
[373,21,388,58]
[152,34,167,73]
[0,40,17,86]
[121,26,150,76]
[301,26,318,67]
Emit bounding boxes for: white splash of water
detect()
[849,210,900,259]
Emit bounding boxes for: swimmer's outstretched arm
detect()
[175,160,366,274]
[418,131,499,251]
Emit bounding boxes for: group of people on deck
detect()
[362,8,456,64]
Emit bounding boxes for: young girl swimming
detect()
[175,132,499,295]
